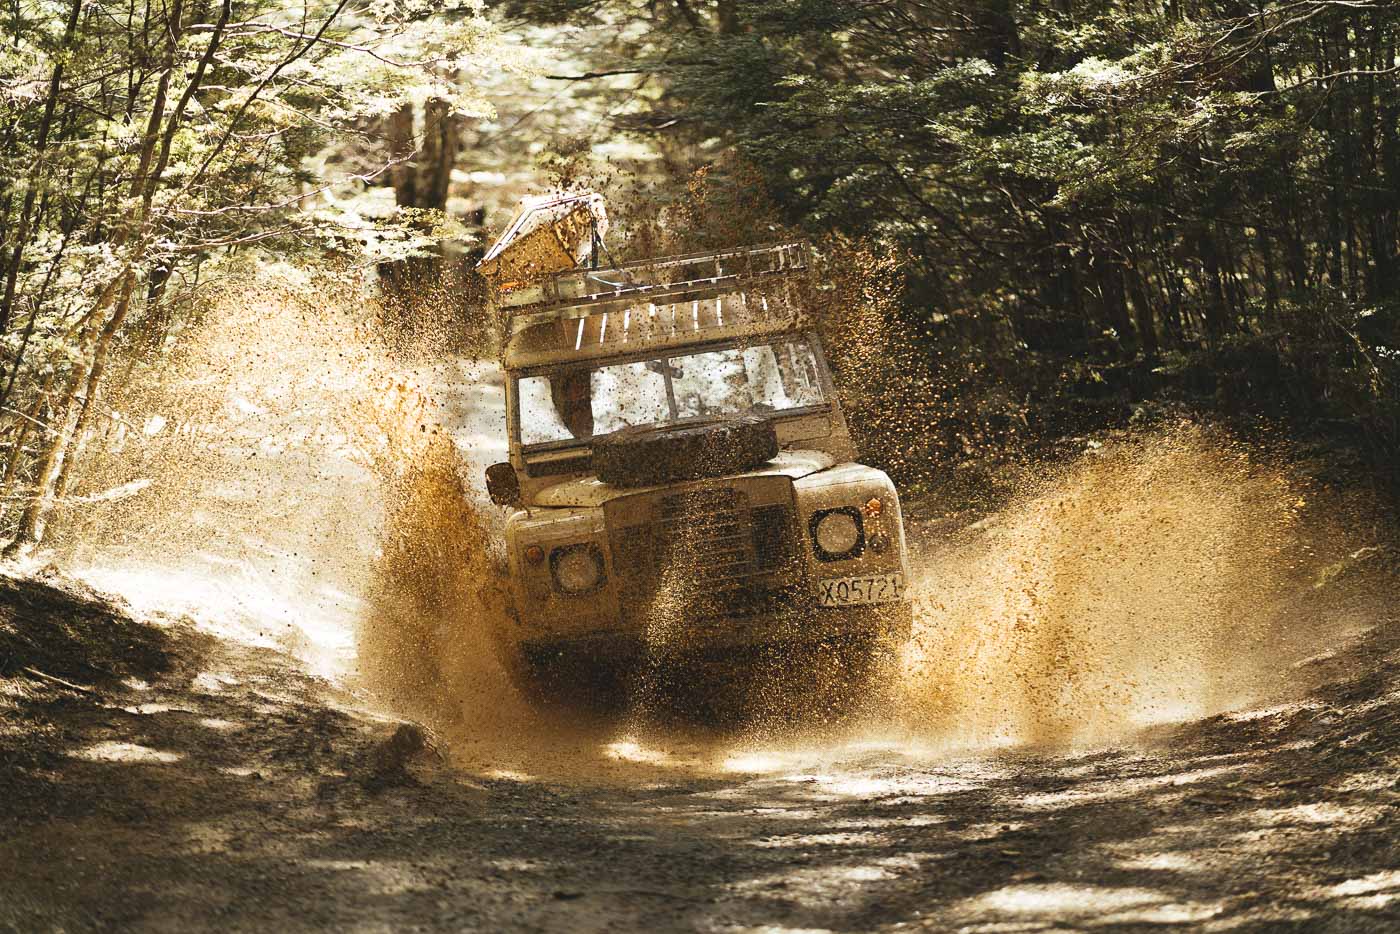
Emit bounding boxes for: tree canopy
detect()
[509,0,1400,486]
[3,0,1399,548]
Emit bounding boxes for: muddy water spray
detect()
[354,433,539,740]
[893,427,1342,749]
[44,269,498,679]
[46,271,1381,775]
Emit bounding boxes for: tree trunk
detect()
[378,95,464,347]
[1127,270,1160,362]
[2,0,211,553]
[0,0,83,335]
[1099,258,1135,358]
[716,0,739,34]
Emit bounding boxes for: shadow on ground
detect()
[2,570,1399,932]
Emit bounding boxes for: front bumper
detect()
[519,600,912,661]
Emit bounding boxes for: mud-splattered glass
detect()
[670,341,825,419]
[516,337,827,448]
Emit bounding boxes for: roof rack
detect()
[501,241,809,317]
[497,241,814,369]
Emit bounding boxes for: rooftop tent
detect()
[476,191,609,292]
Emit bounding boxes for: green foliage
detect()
[0,0,521,544]
[512,0,1400,486]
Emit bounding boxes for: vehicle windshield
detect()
[516,336,827,448]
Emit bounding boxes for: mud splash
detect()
[40,271,1385,780]
[41,266,491,679]
[364,420,1374,778]
[895,426,1352,750]
[353,432,544,756]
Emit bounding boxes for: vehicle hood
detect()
[530,449,836,508]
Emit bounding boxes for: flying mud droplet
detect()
[45,263,1390,778]
[893,425,1365,749]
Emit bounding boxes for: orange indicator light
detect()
[524,545,545,564]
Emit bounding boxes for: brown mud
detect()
[2,563,1399,932]
[5,287,1400,929]
[350,423,1388,786]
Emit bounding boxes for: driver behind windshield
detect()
[550,368,594,439]
[527,341,821,445]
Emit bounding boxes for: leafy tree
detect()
[0,0,511,549]
[511,0,1400,486]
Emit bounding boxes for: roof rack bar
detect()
[498,241,810,315]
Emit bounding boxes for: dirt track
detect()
[3,571,1400,933]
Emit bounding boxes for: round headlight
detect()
[813,509,862,559]
[550,544,605,594]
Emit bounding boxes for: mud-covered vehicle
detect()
[477,194,910,711]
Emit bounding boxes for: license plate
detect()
[817,573,905,607]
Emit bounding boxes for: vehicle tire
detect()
[592,415,778,488]
[500,641,635,719]
[641,633,895,729]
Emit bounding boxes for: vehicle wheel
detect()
[640,633,896,729]
[500,642,636,719]
[591,415,777,488]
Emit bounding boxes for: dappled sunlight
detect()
[1223,700,1323,723]
[117,702,179,715]
[74,741,183,764]
[1013,763,1249,812]
[1243,802,1384,829]
[959,882,1221,925]
[1112,850,1207,873]
[732,861,909,903]
[717,732,1010,776]
[218,766,262,778]
[2,0,1400,926]
[300,859,439,898]
[750,830,888,849]
[73,561,359,680]
[2,226,1393,934]
[5,552,1400,934]
[192,671,240,694]
[1321,871,1400,909]
[604,738,673,765]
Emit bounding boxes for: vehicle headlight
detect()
[549,543,606,594]
[810,508,864,561]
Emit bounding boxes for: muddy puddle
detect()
[37,285,1389,786]
[354,422,1382,784]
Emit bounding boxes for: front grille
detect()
[608,481,803,621]
[655,487,752,583]
[751,504,797,571]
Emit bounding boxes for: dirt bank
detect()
[2,568,1399,932]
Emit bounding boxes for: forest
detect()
[5,3,1400,931]
[3,0,1399,552]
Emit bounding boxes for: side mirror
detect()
[485,462,522,507]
